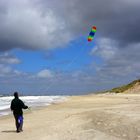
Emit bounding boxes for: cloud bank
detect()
[0,0,140,94]
[0,0,140,51]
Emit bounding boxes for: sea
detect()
[0,96,67,117]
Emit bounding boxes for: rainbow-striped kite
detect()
[88,26,96,42]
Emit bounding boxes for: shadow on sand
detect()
[1,130,16,133]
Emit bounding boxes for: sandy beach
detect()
[0,94,140,140]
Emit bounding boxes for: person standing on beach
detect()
[10,92,28,133]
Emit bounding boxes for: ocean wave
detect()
[0,96,67,116]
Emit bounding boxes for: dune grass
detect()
[108,79,140,93]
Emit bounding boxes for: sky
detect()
[0,0,140,95]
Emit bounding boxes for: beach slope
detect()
[0,94,140,140]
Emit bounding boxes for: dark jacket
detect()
[10,98,28,116]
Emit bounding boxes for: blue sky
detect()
[0,0,140,95]
[12,36,98,73]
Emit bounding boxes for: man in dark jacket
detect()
[10,92,28,133]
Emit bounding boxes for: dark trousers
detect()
[14,114,23,131]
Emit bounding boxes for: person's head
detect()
[14,92,19,98]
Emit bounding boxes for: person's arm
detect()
[20,100,28,109]
[23,105,28,109]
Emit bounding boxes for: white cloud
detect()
[0,64,12,76]
[37,69,54,78]
[0,64,26,77]
[92,42,140,79]
[0,53,20,64]
[0,0,72,51]
[91,38,118,60]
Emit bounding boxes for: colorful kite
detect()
[88,26,96,42]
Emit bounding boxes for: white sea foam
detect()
[0,96,67,116]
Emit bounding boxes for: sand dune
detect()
[0,94,140,140]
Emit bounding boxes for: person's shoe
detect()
[16,130,20,133]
